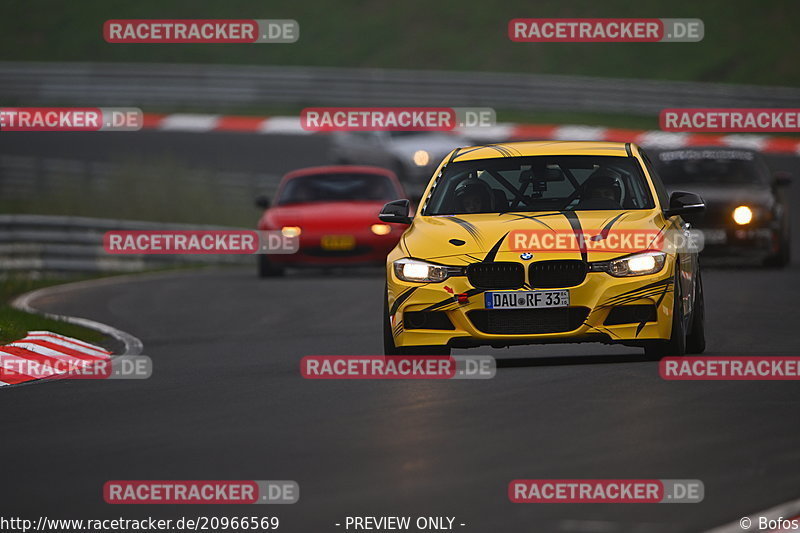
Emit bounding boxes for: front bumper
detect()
[387,257,677,348]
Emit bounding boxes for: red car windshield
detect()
[277,173,398,205]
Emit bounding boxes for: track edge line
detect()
[10,277,146,356]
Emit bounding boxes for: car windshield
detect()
[278,173,397,205]
[423,155,654,215]
[654,149,766,185]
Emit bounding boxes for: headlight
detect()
[601,251,666,277]
[281,226,302,237]
[371,223,392,235]
[412,150,430,167]
[732,205,753,225]
[393,258,450,283]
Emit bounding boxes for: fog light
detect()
[732,206,753,225]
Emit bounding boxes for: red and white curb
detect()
[11,276,144,357]
[140,113,800,155]
[142,113,309,135]
[0,330,111,386]
[4,273,153,387]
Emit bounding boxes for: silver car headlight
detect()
[412,150,430,167]
[607,251,666,277]
[394,258,451,283]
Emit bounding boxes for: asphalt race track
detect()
[2,132,800,532]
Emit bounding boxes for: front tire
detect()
[644,270,686,359]
[685,270,706,354]
[383,291,401,355]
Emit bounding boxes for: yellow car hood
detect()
[402,210,668,262]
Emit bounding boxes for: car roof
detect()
[449,141,632,162]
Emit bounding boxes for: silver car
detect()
[329,130,466,195]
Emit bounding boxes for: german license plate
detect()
[484,290,569,309]
[320,235,356,250]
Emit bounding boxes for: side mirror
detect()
[774,171,792,188]
[379,199,412,224]
[255,195,271,209]
[664,191,705,218]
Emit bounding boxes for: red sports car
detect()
[255,165,408,276]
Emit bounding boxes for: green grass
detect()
[0,306,107,346]
[0,278,108,345]
[2,0,799,86]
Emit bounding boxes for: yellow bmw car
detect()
[379,141,706,358]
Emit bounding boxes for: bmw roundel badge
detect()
[520,252,533,260]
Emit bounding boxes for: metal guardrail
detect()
[2,62,800,115]
[0,215,251,274]
[0,153,282,205]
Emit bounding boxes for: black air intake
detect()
[468,307,589,335]
[529,260,587,288]
[466,262,524,289]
